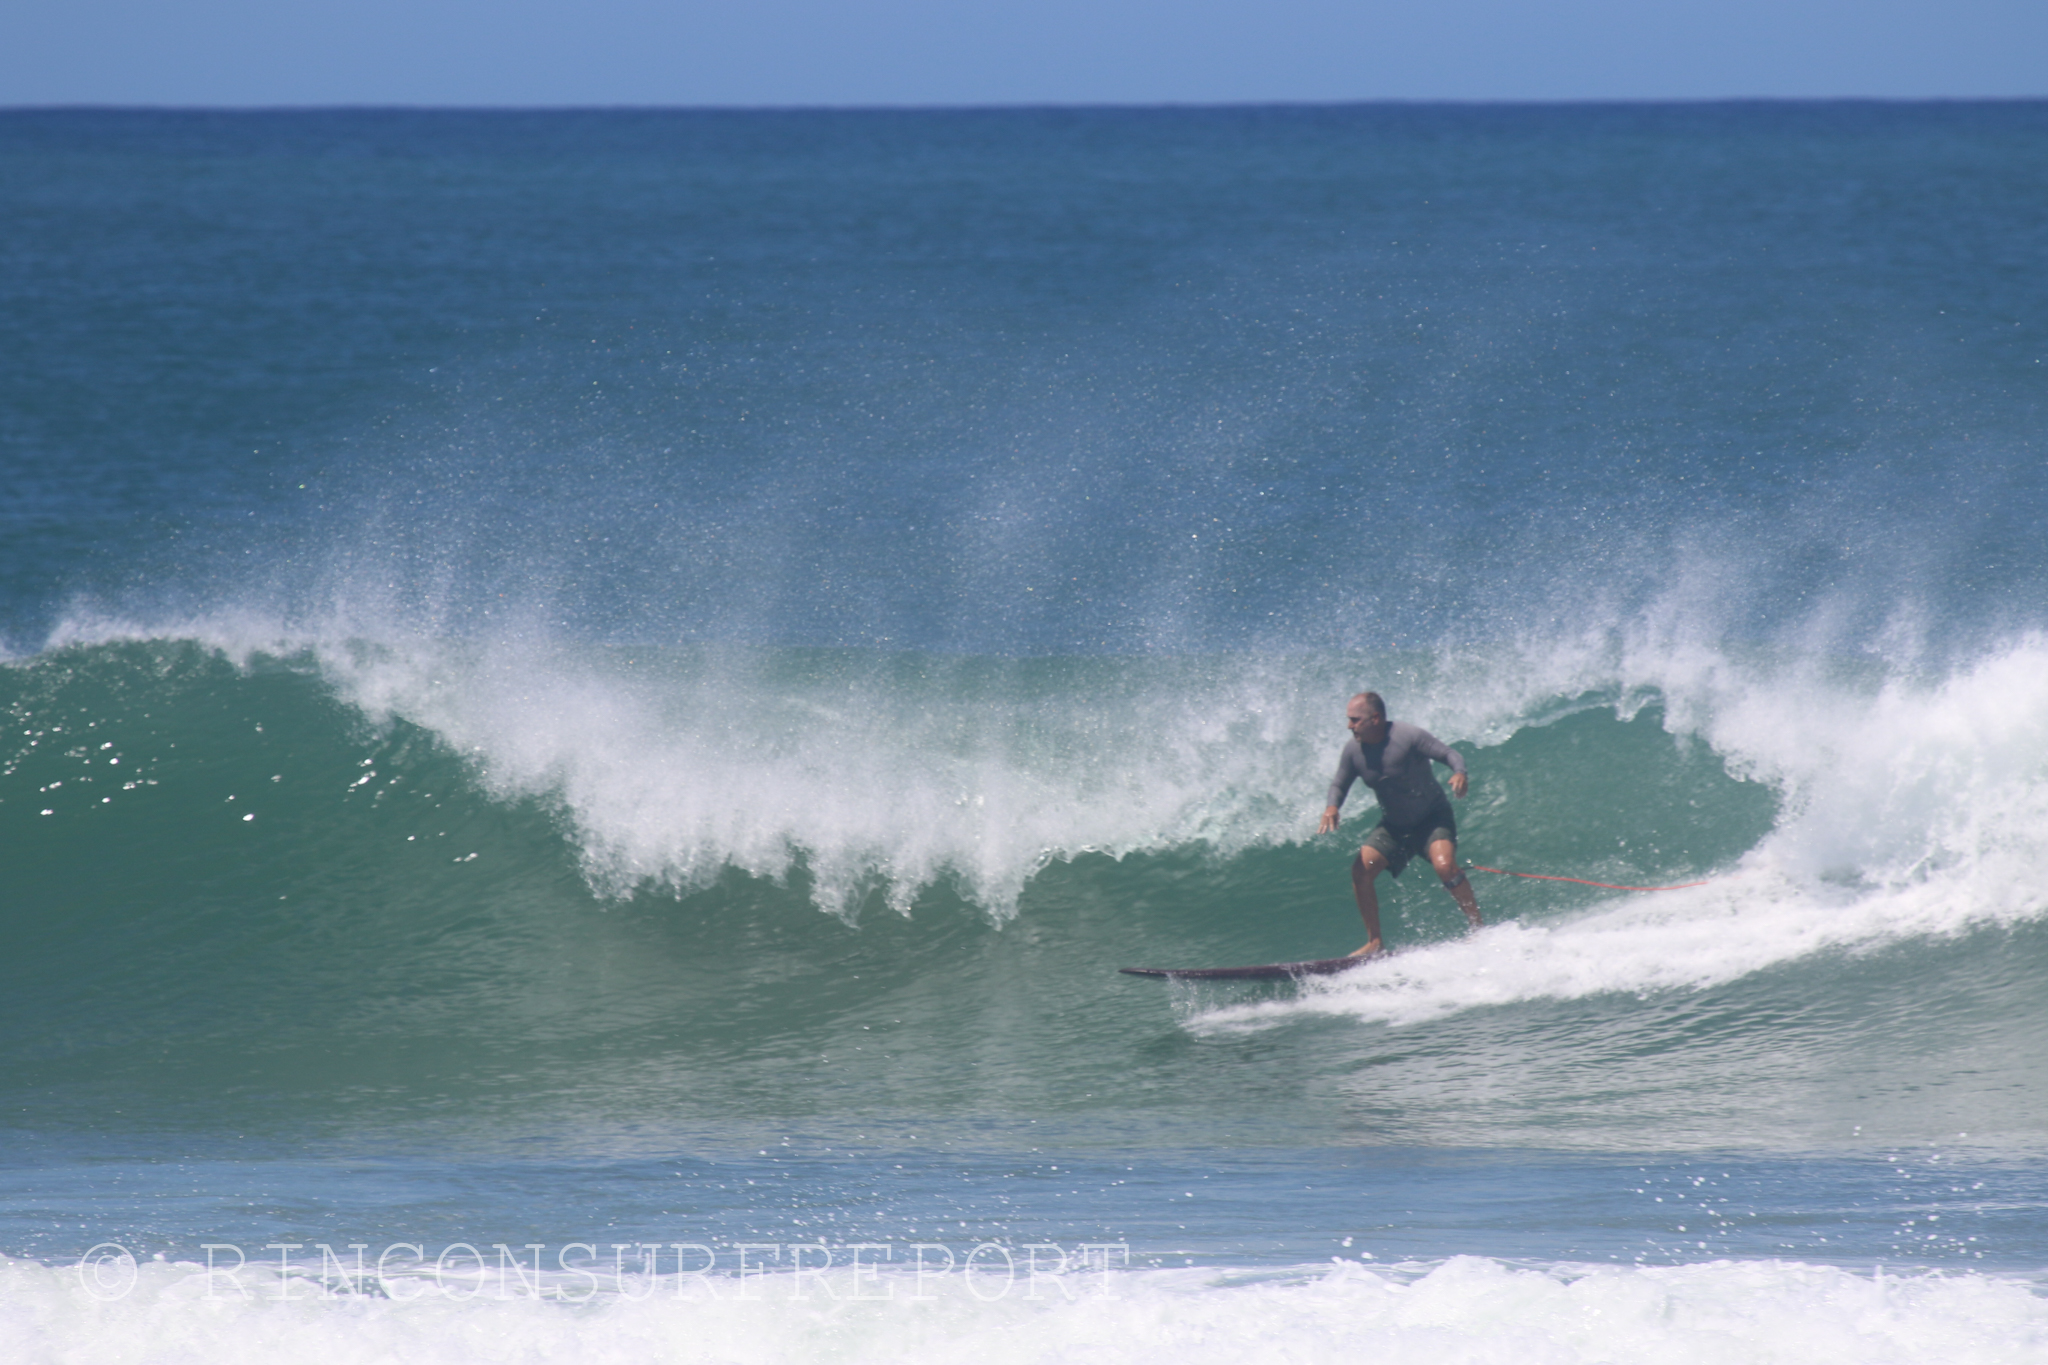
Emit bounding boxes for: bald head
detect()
[1345,692,1389,742]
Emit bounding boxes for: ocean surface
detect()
[4,103,2048,1362]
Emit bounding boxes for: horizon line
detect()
[5,95,2046,115]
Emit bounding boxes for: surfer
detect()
[1316,691,1482,957]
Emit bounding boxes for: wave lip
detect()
[18,613,2048,937]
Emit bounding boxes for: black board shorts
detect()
[1362,800,1457,877]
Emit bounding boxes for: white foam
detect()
[1195,632,2048,1032]
[42,606,1376,917]
[1197,837,2048,1037]
[7,1253,2044,1365]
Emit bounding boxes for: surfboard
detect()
[1118,955,1376,981]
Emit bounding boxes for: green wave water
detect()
[9,634,2044,1159]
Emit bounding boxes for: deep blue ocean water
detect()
[4,103,2048,1361]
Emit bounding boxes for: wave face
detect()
[7,626,2048,1155]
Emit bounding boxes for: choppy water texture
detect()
[3,103,2047,1361]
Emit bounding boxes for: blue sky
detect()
[6,0,2043,105]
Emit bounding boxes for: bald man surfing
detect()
[1316,691,1482,958]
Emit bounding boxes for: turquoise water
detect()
[4,104,2048,1361]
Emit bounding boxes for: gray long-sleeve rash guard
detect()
[1326,721,1467,828]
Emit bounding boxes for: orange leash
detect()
[1467,864,1710,893]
